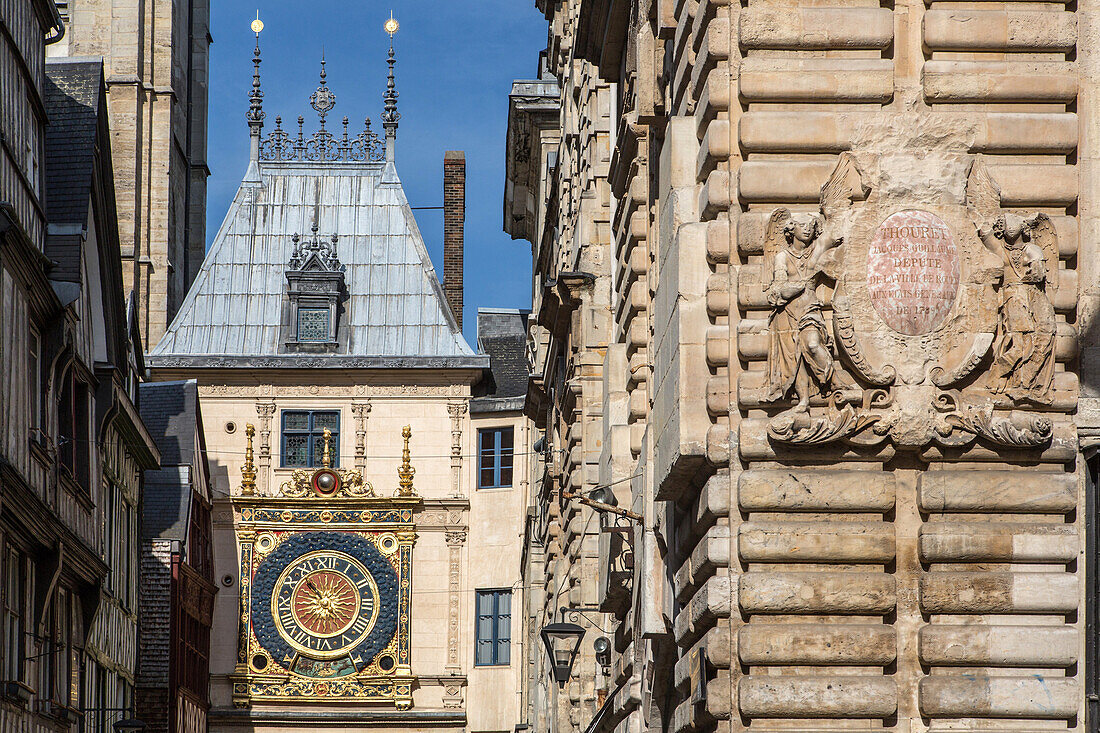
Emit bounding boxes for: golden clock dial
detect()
[272,550,380,659]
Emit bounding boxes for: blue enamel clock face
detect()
[252,532,399,675]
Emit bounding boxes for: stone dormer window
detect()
[283,224,345,351]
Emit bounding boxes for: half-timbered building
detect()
[0,9,160,727]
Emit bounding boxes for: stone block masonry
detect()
[504,0,1099,732]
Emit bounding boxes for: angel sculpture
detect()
[763,210,846,412]
[967,158,1058,404]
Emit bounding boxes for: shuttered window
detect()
[475,589,511,666]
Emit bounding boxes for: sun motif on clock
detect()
[294,571,356,634]
[272,550,380,659]
[251,532,399,678]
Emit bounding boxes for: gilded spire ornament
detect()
[321,427,333,469]
[381,12,400,163]
[397,425,416,496]
[247,12,265,127]
[241,423,257,496]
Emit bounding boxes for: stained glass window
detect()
[281,410,340,467]
[297,307,330,342]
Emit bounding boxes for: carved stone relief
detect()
[255,403,276,494]
[351,401,372,474]
[199,384,465,398]
[447,402,467,498]
[444,530,466,682]
[755,153,1066,457]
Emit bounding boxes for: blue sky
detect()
[206,2,546,345]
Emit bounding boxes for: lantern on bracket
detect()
[540,622,585,686]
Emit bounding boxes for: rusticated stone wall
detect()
[508,0,1097,731]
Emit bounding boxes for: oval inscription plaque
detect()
[866,210,960,335]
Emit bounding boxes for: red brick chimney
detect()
[443,151,465,330]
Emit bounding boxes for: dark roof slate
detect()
[472,310,529,412]
[142,467,192,541]
[138,379,198,466]
[138,380,201,541]
[43,58,102,227]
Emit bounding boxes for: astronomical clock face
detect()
[232,426,418,708]
[250,531,402,680]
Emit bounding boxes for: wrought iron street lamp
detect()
[540,622,585,686]
[113,719,146,733]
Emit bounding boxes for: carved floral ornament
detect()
[240,422,419,498]
[759,153,1064,454]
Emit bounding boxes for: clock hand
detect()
[305,578,321,595]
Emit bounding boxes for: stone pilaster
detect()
[444,529,466,685]
[447,402,466,497]
[255,403,275,494]
[351,401,372,474]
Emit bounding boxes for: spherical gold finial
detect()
[384,14,399,36]
[251,11,264,34]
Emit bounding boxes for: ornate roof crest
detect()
[252,20,398,164]
[288,222,344,272]
[309,54,336,124]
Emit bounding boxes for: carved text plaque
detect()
[866,210,960,336]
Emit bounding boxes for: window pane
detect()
[297,308,330,342]
[500,428,514,452]
[480,468,496,489]
[476,639,494,666]
[283,412,309,431]
[313,412,340,431]
[284,435,309,466]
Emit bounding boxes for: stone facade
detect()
[148,45,532,728]
[49,0,211,349]
[506,1,1099,732]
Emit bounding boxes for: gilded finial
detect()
[247,12,264,128]
[241,424,257,496]
[381,12,400,163]
[397,425,415,496]
[322,427,332,469]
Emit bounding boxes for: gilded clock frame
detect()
[231,496,420,709]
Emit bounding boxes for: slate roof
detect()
[148,159,486,369]
[140,379,199,464]
[139,380,199,541]
[43,58,103,227]
[471,309,529,413]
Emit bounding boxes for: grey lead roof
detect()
[148,160,485,369]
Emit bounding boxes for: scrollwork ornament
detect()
[767,393,880,445]
[945,403,1053,449]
